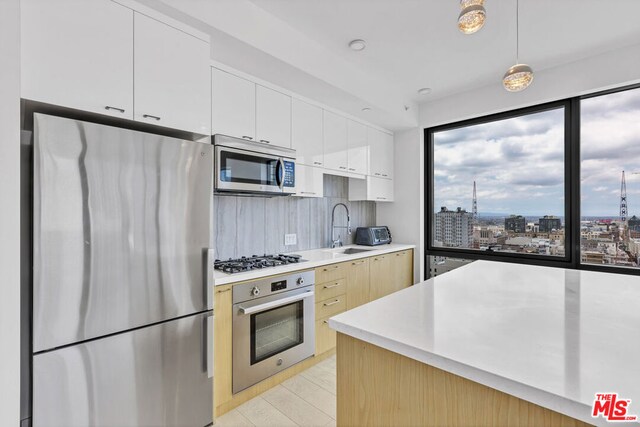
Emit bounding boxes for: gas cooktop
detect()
[214,254,306,274]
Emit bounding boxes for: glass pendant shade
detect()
[502,64,534,92]
[458,1,486,34]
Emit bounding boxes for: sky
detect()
[433,87,640,218]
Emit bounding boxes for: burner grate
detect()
[214,254,304,274]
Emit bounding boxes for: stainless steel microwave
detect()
[214,135,296,196]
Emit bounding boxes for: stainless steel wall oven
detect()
[232,271,315,393]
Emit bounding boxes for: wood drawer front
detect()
[316,278,347,301]
[315,317,336,355]
[316,262,346,283]
[316,294,347,319]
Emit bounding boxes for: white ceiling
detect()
[156,0,640,130]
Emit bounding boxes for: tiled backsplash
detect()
[213,175,376,260]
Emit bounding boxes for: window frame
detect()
[424,82,640,280]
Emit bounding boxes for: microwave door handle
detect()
[277,158,285,190]
[238,290,314,315]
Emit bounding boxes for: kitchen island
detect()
[329,261,640,427]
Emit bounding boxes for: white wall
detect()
[0,0,21,424]
[420,42,640,127]
[377,128,424,283]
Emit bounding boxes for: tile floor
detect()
[215,355,337,427]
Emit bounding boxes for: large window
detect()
[425,84,640,277]
[581,87,640,268]
[432,107,566,258]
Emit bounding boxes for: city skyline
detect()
[433,87,640,217]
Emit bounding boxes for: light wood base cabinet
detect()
[369,253,395,301]
[337,333,591,427]
[213,249,413,418]
[346,258,370,309]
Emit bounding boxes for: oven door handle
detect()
[238,290,314,315]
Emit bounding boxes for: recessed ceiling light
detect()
[349,39,366,51]
[362,107,372,112]
[418,88,432,96]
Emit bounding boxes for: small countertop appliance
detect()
[354,226,392,246]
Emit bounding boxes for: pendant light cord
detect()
[516,0,520,64]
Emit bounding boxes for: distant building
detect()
[628,215,640,232]
[434,207,474,248]
[504,215,526,233]
[539,215,562,233]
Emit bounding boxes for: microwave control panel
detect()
[283,161,295,188]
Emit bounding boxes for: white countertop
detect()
[329,261,640,427]
[213,243,415,286]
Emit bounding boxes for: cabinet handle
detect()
[324,299,340,307]
[323,283,340,289]
[339,166,347,170]
[323,265,340,271]
[313,161,323,165]
[105,106,125,113]
[300,191,317,195]
[242,136,253,140]
[376,197,387,200]
[217,288,231,293]
[352,260,365,265]
[143,114,161,121]
[374,173,381,176]
[348,168,356,171]
[382,174,388,177]
[260,139,270,144]
[323,320,329,324]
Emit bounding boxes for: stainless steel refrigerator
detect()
[30,113,213,426]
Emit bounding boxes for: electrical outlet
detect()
[284,234,297,246]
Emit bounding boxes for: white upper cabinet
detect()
[293,164,324,198]
[382,131,394,178]
[323,110,348,173]
[21,0,211,134]
[21,0,134,119]
[291,99,324,167]
[211,68,256,140]
[347,120,369,175]
[348,176,394,202]
[256,85,292,148]
[369,128,394,179]
[134,13,210,134]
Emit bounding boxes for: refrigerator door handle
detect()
[206,314,213,379]
[206,248,214,310]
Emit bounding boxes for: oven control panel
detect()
[232,270,316,304]
[271,280,287,292]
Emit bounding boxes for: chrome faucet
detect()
[330,203,351,248]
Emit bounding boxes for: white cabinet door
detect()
[370,176,394,202]
[21,0,133,119]
[381,131,394,179]
[368,128,384,177]
[368,128,394,178]
[256,85,291,148]
[323,110,348,172]
[348,176,393,202]
[292,99,324,167]
[134,13,210,134]
[347,120,369,175]
[294,164,324,198]
[211,68,256,140]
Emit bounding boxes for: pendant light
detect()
[503,0,533,92]
[458,0,486,34]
